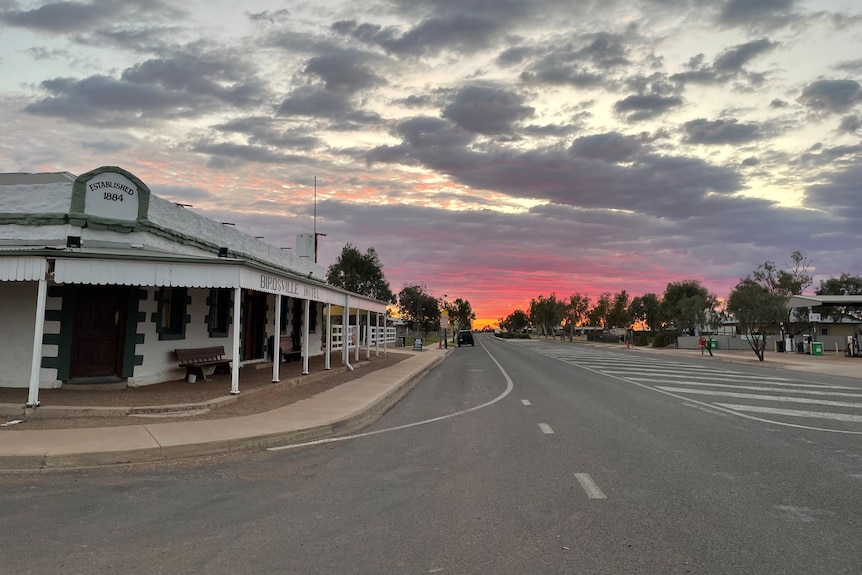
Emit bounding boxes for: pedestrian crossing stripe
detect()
[655,386,862,409]
[517,340,862,433]
[638,381,862,396]
[715,404,862,423]
[625,377,857,391]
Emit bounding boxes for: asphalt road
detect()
[1,334,860,574]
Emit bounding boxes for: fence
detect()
[330,325,397,351]
[677,334,851,353]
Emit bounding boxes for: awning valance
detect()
[0,257,47,281]
[54,258,240,288]
[51,258,387,312]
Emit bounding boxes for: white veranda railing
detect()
[330,325,396,351]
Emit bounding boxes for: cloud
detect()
[303,51,387,95]
[718,0,796,29]
[121,53,266,106]
[837,115,862,134]
[367,116,474,168]
[213,117,323,150]
[683,118,764,144]
[671,38,777,86]
[371,121,746,219]
[795,142,862,169]
[804,163,862,221]
[332,15,504,57]
[442,85,534,135]
[569,132,646,162]
[23,46,267,124]
[614,93,684,122]
[0,0,186,34]
[24,75,194,125]
[246,9,289,25]
[713,38,778,73]
[798,79,862,114]
[276,86,352,118]
[191,141,306,166]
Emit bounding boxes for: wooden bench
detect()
[278,335,302,363]
[175,346,232,381]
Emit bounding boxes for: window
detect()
[155,287,188,340]
[820,327,829,336]
[208,288,232,337]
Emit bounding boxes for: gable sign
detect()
[83,171,140,220]
[70,166,151,227]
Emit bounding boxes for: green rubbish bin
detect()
[709,340,718,350]
[810,341,823,356]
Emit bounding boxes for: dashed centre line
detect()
[521,399,532,406]
[574,473,607,499]
[538,423,555,434]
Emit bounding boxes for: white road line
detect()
[521,399,532,406]
[655,387,862,408]
[641,381,862,397]
[716,404,862,423]
[526,346,862,435]
[574,473,607,499]
[538,423,555,434]
[603,369,790,381]
[626,377,855,390]
[268,341,515,451]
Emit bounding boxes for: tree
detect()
[588,293,611,328]
[752,251,813,337]
[606,290,632,329]
[752,250,813,298]
[727,278,787,361]
[397,284,440,335]
[702,296,727,357]
[529,293,566,337]
[326,243,395,303]
[562,293,590,339]
[661,280,712,336]
[446,298,476,331]
[816,273,862,321]
[501,309,530,333]
[629,293,662,332]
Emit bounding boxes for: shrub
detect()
[652,332,668,348]
[636,332,649,347]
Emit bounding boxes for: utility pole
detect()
[312,177,326,263]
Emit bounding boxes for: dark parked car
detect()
[457,330,475,347]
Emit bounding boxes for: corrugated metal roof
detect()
[0,172,75,185]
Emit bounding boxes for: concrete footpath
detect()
[0,347,450,471]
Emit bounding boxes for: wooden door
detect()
[70,286,127,378]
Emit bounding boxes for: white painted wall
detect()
[0,283,60,388]
[0,283,49,388]
[128,287,236,387]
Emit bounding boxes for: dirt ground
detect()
[0,352,410,431]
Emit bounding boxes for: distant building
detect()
[0,166,390,407]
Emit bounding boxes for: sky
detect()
[1,0,861,328]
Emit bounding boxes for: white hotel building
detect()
[0,166,391,408]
